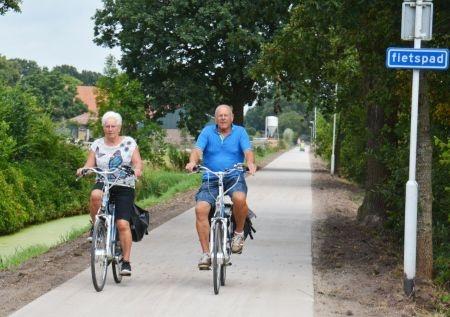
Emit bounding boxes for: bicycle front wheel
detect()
[112,241,122,283]
[212,222,223,295]
[91,219,108,292]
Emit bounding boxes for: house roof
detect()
[69,86,99,125]
[69,112,91,125]
[76,86,98,114]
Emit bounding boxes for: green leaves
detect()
[0,0,21,15]
[94,0,293,129]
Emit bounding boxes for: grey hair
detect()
[214,104,233,117]
[101,111,122,126]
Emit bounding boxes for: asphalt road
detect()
[12,148,313,317]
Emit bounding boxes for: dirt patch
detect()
[0,151,284,316]
[311,154,447,316]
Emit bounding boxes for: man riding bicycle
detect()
[185,104,256,270]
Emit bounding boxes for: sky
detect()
[0,0,121,73]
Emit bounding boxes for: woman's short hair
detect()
[102,111,122,126]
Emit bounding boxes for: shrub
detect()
[167,145,190,171]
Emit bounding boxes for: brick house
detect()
[68,86,98,141]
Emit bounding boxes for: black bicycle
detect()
[78,166,134,292]
[194,163,247,295]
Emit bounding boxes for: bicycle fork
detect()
[95,213,116,261]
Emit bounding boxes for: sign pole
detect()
[403,0,424,297]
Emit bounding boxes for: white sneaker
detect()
[87,226,93,242]
[231,232,245,254]
[198,253,211,270]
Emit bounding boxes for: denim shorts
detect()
[195,175,248,206]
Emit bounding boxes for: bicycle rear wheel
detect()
[221,217,232,286]
[91,219,108,292]
[213,222,223,295]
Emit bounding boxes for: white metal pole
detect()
[404,0,423,297]
[331,113,337,175]
[314,107,317,150]
[331,84,338,175]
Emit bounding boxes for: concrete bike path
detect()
[12,148,313,317]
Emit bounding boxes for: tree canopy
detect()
[0,0,20,15]
[0,56,88,120]
[94,0,294,134]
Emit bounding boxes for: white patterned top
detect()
[90,136,137,188]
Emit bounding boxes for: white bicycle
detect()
[194,163,248,295]
[78,166,135,292]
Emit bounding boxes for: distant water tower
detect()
[265,116,279,139]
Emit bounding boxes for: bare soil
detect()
[0,151,446,316]
[311,154,448,317]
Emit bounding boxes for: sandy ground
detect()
[311,154,448,317]
[0,151,447,316]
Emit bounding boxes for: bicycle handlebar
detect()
[192,163,249,176]
[76,166,135,182]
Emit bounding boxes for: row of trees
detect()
[0,0,105,233]
[0,56,99,120]
[253,1,449,284]
[0,71,90,234]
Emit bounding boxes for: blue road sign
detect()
[386,47,449,70]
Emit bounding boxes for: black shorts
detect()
[92,183,135,222]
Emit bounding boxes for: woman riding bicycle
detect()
[185,104,256,270]
[77,111,142,276]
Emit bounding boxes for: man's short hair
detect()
[215,104,233,117]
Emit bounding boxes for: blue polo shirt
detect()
[196,124,251,179]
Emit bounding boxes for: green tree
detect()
[53,65,102,85]
[0,55,20,85]
[278,111,306,139]
[93,0,293,134]
[0,0,21,15]
[245,94,309,134]
[18,67,87,120]
[11,58,41,77]
[96,57,166,165]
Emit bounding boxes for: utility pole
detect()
[314,107,317,151]
[331,84,338,175]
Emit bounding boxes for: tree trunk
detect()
[357,76,387,225]
[233,103,244,126]
[416,72,433,279]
